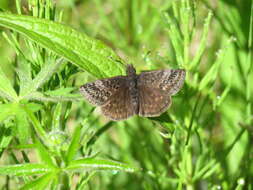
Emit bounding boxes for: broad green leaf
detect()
[0,12,125,78]
[20,172,56,190]
[66,125,81,164]
[0,66,18,101]
[66,158,138,173]
[0,163,54,176]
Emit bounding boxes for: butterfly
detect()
[80,64,185,121]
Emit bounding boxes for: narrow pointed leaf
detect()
[35,138,56,168]
[20,59,62,97]
[66,125,82,164]
[0,66,18,101]
[66,158,138,173]
[20,172,56,190]
[15,107,30,143]
[0,163,54,176]
[52,103,62,130]
[26,91,82,102]
[0,103,16,122]
[0,126,13,152]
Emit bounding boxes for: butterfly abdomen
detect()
[128,76,139,114]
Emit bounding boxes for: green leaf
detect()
[23,105,48,142]
[15,107,30,143]
[15,57,32,96]
[35,138,56,168]
[198,60,220,91]
[0,12,125,78]
[0,66,18,101]
[0,126,13,152]
[52,103,62,130]
[45,87,76,96]
[66,158,138,173]
[199,36,235,91]
[27,91,82,102]
[19,58,63,98]
[190,11,213,70]
[25,102,43,112]
[0,163,54,176]
[20,172,56,190]
[163,12,184,65]
[65,125,81,164]
[0,103,16,122]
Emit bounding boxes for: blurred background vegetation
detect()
[0,0,252,189]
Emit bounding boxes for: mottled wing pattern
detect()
[138,86,171,117]
[79,76,127,106]
[137,69,185,117]
[101,81,137,121]
[138,69,186,95]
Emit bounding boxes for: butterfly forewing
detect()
[80,76,127,106]
[138,69,185,95]
[101,80,137,120]
[137,69,185,117]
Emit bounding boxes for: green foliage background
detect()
[0,0,252,189]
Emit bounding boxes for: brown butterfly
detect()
[80,64,185,121]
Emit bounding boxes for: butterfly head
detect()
[126,64,136,77]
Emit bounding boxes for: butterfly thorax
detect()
[126,64,139,114]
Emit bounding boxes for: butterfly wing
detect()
[80,76,128,106]
[80,76,137,120]
[137,69,185,117]
[101,82,137,121]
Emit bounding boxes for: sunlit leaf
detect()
[0,66,18,101]
[0,12,125,78]
[0,163,54,176]
[65,125,82,164]
[66,158,138,173]
[20,172,56,190]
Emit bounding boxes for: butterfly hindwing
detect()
[101,81,137,120]
[138,85,171,117]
